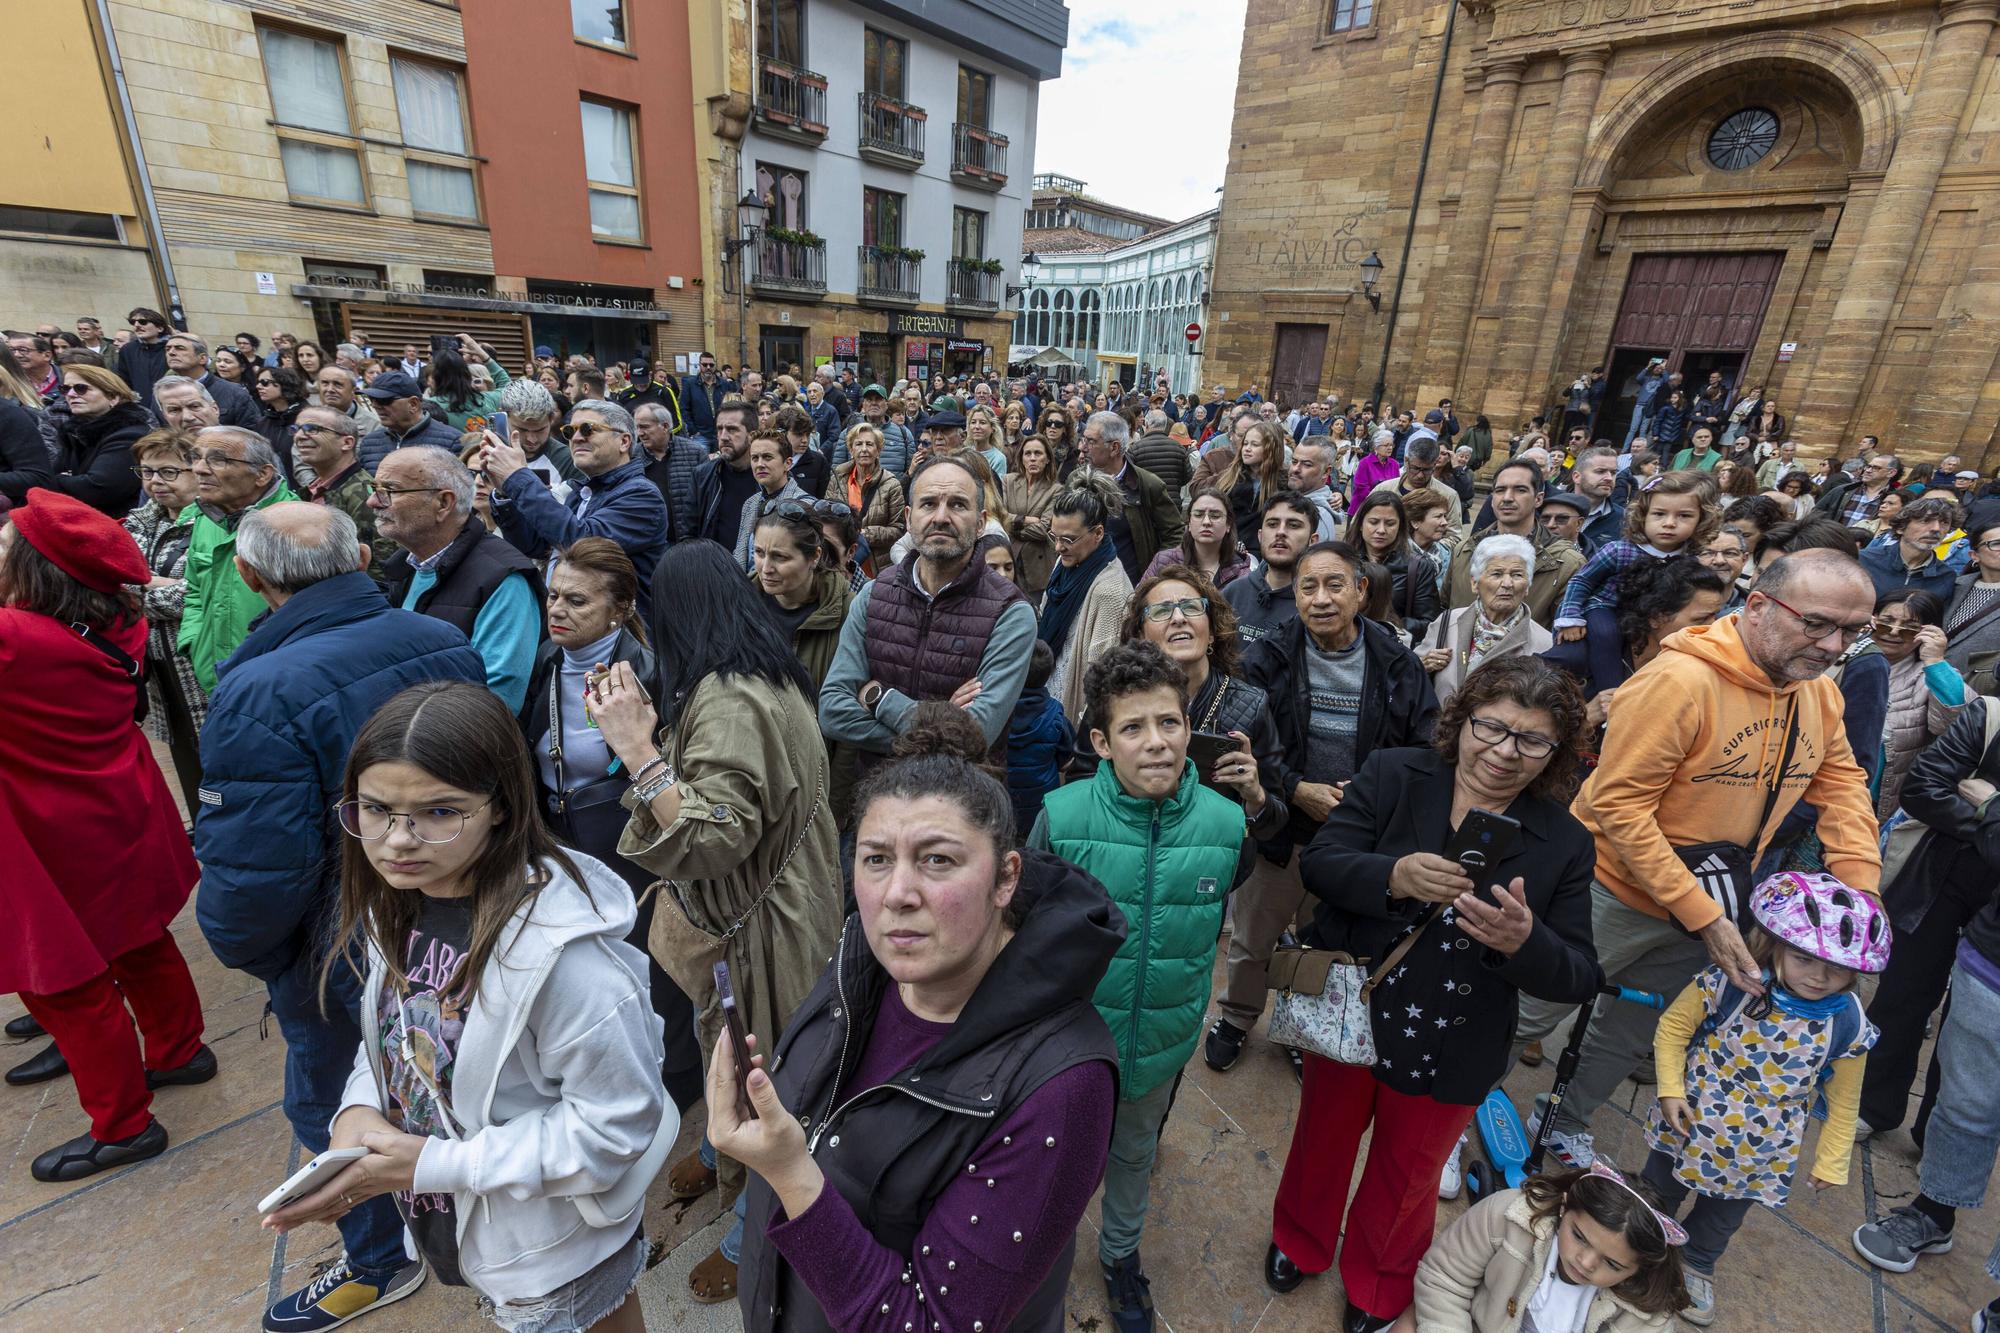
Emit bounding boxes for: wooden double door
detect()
[1599,251,1783,443]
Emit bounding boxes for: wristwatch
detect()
[860,682,885,714]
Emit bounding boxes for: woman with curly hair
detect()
[1035,403,1081,480]
[1269,657,1603,1331]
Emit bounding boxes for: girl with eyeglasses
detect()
[264,681,671,1333]
[51,362,147,515]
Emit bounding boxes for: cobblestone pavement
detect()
[1,748,1991,1331]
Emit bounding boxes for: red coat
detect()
[0,608,198,995]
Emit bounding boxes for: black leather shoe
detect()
[5,1013,45,1040]
[5,1042,69,1086]
[1264,1242,1306,1294]
[31,1117,168,1182]
[146,1044,217,1090]
[1344,1301,1394,1333]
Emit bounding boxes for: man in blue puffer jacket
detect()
[194,502,485,1332]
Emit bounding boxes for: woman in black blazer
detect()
[1263,657,1602,1332]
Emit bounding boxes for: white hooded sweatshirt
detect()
[336,852,675,1305]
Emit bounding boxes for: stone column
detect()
[1487,45,1610,426]
[1797,0,1999,448]
[1419,57,1527,402]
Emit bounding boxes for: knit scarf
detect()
[1038,538,1115,653]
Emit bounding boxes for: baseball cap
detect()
[534,345,553,358]
[862,383,887,398]
[1423,409,1444,424]
[362,370,423,400]
[1957,470,1981,480]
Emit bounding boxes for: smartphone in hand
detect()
[1442,807,1524,901]
[714,960,758,1121]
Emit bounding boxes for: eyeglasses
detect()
[1977,539,2000,552]
[1468,716,1559,761]
[558,421,622,442]
[336,799,491,844]
[811,499,854,519]
[368,482,444,500]
[767,499,815,523]
[191,450,259,468]
[1053,530,1096,550]
[1141,596,1210,623]
[1758,592,1871,645]
[293,423,340,437]
[60,383,93,396]
[131,465,188,481]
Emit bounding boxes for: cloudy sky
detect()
[1033,0,1248,224]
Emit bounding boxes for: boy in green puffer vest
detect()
[1028,640,1265,1333]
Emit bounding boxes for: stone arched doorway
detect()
[1555,35,1892,442]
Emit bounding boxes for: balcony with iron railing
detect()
[947,259,1001,312]
[857,244,921,306]
[754,57,828,144]
[747,230,827,300]
[857,92,925,168]
[951,123,1008,189]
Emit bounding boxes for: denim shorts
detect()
[484,1229,648,1333]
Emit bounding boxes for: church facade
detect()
[1207,0,2000,465]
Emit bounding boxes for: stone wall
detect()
[1209,0,2000,468]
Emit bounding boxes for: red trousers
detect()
[1271,1054,1477,1320]
[20,929,205,1141]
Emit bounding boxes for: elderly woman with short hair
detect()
[122,428,207,808]
[1417,534,1553,707]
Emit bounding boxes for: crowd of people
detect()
[6,308,2000,1333]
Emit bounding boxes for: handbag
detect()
[645,766,826,1001]
[1264,905,1446,1065]
[1669,700,1796,935]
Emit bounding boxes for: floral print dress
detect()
[1644,966,1876,1205]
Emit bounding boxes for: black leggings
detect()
[1859,875,1987,1134]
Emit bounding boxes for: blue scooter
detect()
[1463,984,1666,1202]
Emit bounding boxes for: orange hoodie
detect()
[1572,614,1881,930]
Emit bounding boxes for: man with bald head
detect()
[1510,549,1882,1173]
[820,455,1036,769]
[194,500,482,1330]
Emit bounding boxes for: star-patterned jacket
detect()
[1296,745,1603,1105]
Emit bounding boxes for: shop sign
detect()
[889,313,963,337]
[906,339,930,360]
[833,337,857,356]
[947,339,984,353]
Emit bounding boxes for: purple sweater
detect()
[1351,453,1400,509]
[767,983,1115,1332]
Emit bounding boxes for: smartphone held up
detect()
[715,960,759,1122]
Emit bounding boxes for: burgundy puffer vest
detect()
[865,551,1025,763]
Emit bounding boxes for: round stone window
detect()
[1708,108,1779,171]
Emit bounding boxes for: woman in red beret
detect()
[0,488,215,1181]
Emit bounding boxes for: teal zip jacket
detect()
[1033,759,1244,1098]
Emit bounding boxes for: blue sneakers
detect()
[263,1256,426,1331]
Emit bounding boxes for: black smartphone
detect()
[1187,730,1238,777]
[429,333,456,360]
[487,410,510,444]
[1442,808,1524,899]
[713,960,758,1121]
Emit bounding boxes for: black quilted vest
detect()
[863,552,1024,765]
[382,516,545,637]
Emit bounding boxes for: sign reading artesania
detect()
[889,313,964,337]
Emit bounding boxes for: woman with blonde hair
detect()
[50,363,147,515]
[966,402,1009,477]
[828,420,904,576]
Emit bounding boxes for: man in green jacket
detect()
[1029,640,1263,1333]
[177,426,297,691]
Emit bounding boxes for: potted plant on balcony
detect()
[765,227,824,249]
[976,258,1004,275]
[881,245,925,264]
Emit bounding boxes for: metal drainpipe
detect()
[1370,0,1458,411]
[95,0,184,325]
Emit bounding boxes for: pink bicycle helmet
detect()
[1750,871,1892,974]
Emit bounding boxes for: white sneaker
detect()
[1438,1133,1466,1200]
[1681,1270,1716,1326]
[1853,1117,1876,1143]
[1545,1128,1596,1169]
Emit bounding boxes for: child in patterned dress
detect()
[1642,871,1891,1327]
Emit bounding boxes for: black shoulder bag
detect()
[1668,699,1796,935]
[74,621,149,725]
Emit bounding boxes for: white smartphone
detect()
[257,1146,368,1216]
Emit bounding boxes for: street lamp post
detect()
[723,189,768,374]
[1007,251,1041,374]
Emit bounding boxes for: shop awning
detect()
[1022,346,1080,369]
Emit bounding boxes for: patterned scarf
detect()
[1469,603,1526,671]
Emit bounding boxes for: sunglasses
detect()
[1868,616,1918,639]
[558,421,621,442]
[61,383,93,396]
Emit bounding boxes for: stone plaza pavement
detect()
[1,751,1993,1331]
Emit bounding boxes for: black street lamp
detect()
[726,189,769,372]
[1359,251,1384,311]
[1007,250,1042,301]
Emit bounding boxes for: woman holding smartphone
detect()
[264,681,672,1332]
[1267,658,1602,1331]
[589,540,842,1306]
